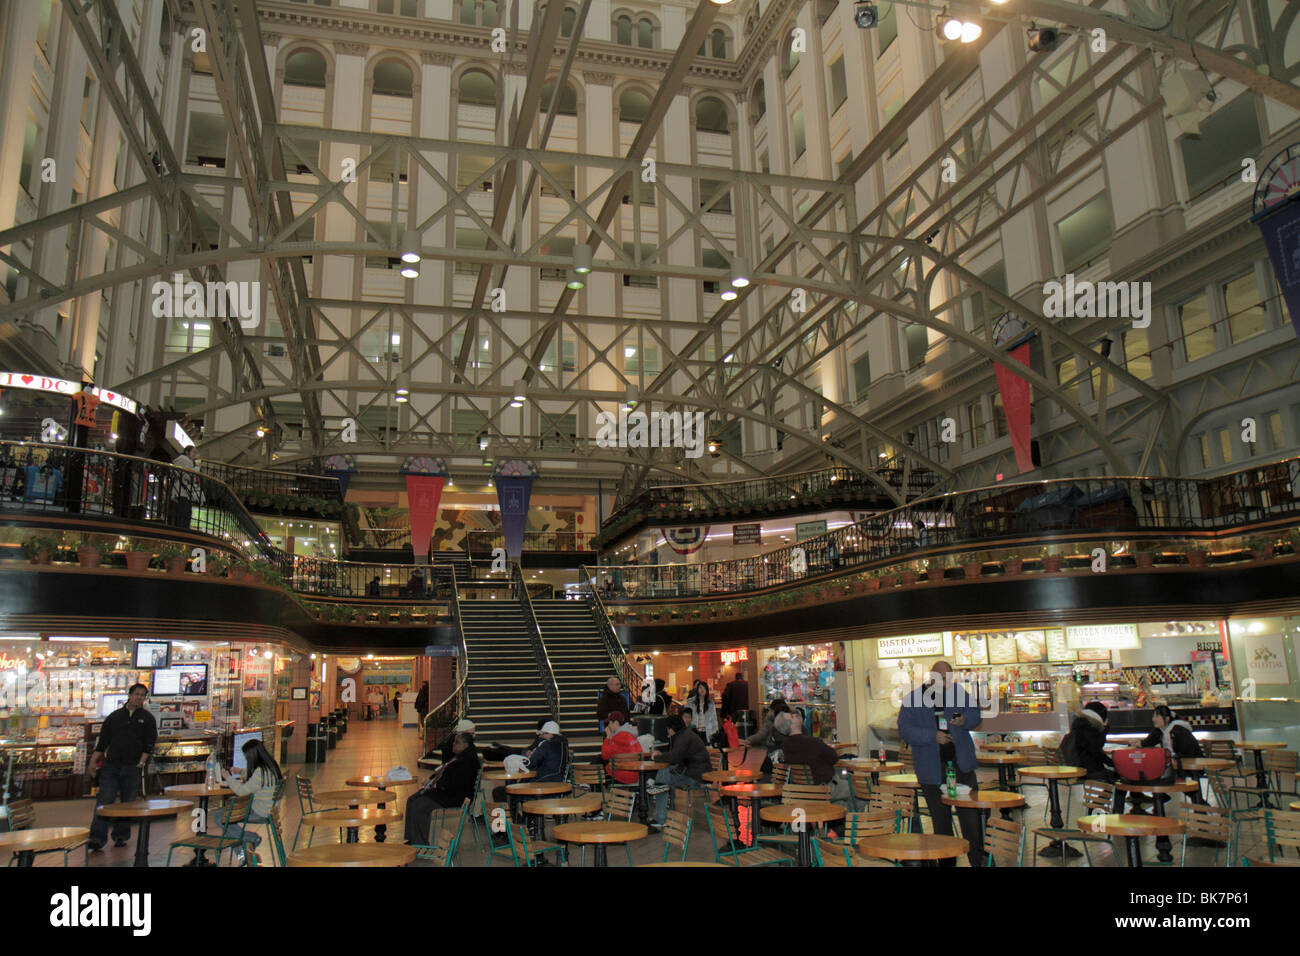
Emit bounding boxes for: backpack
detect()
[1112,747,1172,784]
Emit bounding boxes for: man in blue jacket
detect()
[897,660,984,866]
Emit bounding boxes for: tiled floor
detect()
[14,718,1270,867]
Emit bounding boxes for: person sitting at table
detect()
[746,699,792,778]
[1141,705,1205,805]
[601,712,643,785]
[897,660,983,867]
[648,714,710,831]
[404,732,479,846]
[490,721,569,800]
[1063,702,1147,810]
[220,738,283,865]
[775,711,840,787]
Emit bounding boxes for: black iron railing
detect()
[463,530,595,559]
[427,583,468,733]
[582,459,1300,600]
[200,460,343,503]
[586,573,643,699]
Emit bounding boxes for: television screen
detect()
[231,730,263,771]
[100,694,128,717]
[134,640,171,669]
[178,665,207,696]
[150,668,181,696]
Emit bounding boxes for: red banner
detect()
[994,342,1034,474]
[405,475,445,561]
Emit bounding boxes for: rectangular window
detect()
[1223,271,1268,343]
[453,409,489,442]
[1178,293,1214,363]
[450,332,493,369]
[1198,434,1213,469]
[539,337,576,374]
[1122,328,1151,381]
[876,1,898,53]
[621,243,658,288]
[1180,95,1263,197]
[968,401,986,447]
[1266,411,1285,450]
[20,115,40,195]
[699,180,732,214]
[852,353,871,401]
[760,151,770,174]
[165,317,211,354]
[539,412,577,441]
[791,109,806,159]
[1056,193,1113,272]
[904,324,928,369]
[623,344,660,376]
[828,57,848,112]
[1217,428,1233,464]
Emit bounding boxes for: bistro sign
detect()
[876,634,944,659]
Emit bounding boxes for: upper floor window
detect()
[696,96,730,134]
[376,0,418,14]
[698,27,728,58]
[458,70,497,108]
[540,80,578,116]
[284,49,327,89]
[373,59,414,98]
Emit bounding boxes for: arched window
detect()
[615,14,633,45]
[284,49,327,89]
[540,79,578,117]
[710,28,727,59]
[373,59,413,97]
[483,0,499,28]
[458,70,496,108]
[636,17,653,48]
[786,36,801,74]
[618,89,651,124]
[752,79,766,120]
[695,96,729,134]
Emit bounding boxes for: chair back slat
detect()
[899,744,915,774]
[781,783,831,805]
[7,799,36,830]
[786,764,815,785]
[850,775,873,803]
[663,809,692,861]
[815,837,853,867]
[708,749,724,772]
[771,762,791,784]
[984,816,1023,867]
[844,810,894,842]
[1266,809,1300,855]
[705,802,739,859]
[1082,781,1115,813]
[1263,750,1298,775]
[573,764,605,788]
[1184,803,1231,842]
[1203,740,1237,761]
[605,789,636,821]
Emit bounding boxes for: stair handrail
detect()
[425,566,469,735]
[581,565,644,701]
[511,562,560,722]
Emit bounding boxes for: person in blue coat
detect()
[897,660,985,866]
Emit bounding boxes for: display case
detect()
[148,734,221,787]
[0,742,81,799]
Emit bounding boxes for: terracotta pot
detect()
[864,578,881,591]
[354,612,368,623]
[927,569,946,584]
[166,556,188,575]
[1135,552,1155,569]
[899,570,918,586]
[77,547,103,569]
[1003,559,1024,575]
[963,562,983,579]
[1252,546,1274,561]
[124,550,152,572]
[1187,550,1209,567]
[877,574,896,589]
[1042,555,1063,573]
[29,550,52,566]
[852,580,868,593]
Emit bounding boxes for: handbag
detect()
[1112,747,1172,784]
[503,754,530,775]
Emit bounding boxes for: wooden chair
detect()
[660,809,692,863]
[485,802,516,865]
[3,799,88,866]
[984,816,1025,867]
[813,836,855,867]
[292,775,341,850]
[785,763,815,785]
[572,763,606,795]
[581,789,637,867]
[1031,780,1116,865]
[1228,750,1299,810]
[758,783,832,851]
[425,826,457,867]
[842,810,895,843]
[703,803,792,867]
[501,820,565,867]
[1180,803,1232,867]
[1264,809,1300,864]
[770,761,791,784]
[868,787,915,833]
[898,744,915,774]
[708,749,724,773]
[248,805,288,867]
[849,773,874,812]
[166,795,252,867]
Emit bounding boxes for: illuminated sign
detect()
[0,652,29,671]
[90,387,137,415]
[1066,625,1141,650]
[0,372,80,395]
[719,648,749,666]
[170,422,195,449]
[876,634,945,659]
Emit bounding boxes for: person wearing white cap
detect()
[489,720,569,801]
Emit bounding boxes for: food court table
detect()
[720,782,783,846]
[522,794,602,843]
[979,741,1035,752]
[163,784,233,866]
[554,820,648,867]
[977,753,1026,789]
[309,808,404,843]
[941,790,1026,867]
[95,799,192,867]
[1017,766,1086,858]
[1239,741,1287,806]
[1114,779,1200,863]
[0,827,89,867]
[838,759,903,786]
[506,781,572,825]
[1077,814,1184,868]
[313,789,389,807]
[880,773,924,834]
[345,777,421,843]
[286,843,416,867]
[703,769,761,834]
[857,833,969,866]
[621,761,668,825]
[759,803,846,868]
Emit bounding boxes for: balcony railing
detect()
[462,530,595,559]
[583,459,1300,600]
[200,461,343,503]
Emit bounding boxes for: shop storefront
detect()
[758,644,841,740]
[256,516,342,559]
[0,634,299,799]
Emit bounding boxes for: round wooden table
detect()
[309,807,404,843]
[554,820,648,867]
[1239,741,1287,806]
[95,799,192,867]
[759,803,847,867]
[838,760,903,786]
[1018,766,1086,858]
[1115,780,1200,863]
[720,782,784,846]
[313,789,389,807]
[1178,758,1236,773]
[522,794,603,842]
[857,833,969,866]
[0,827,89,867]
[1077,814,1184,867]
[880,773,925,834]
[1289,800,1300,812]
[163,784,233,866]
[979,741,1034,752]
[704,770,761,838]
[977,753,1027,789]
[345,777,420,842]
[941,789,1025,867]
[506,781,572,827]
[286,842,416,867]
[481,770,536,783]
[621,761,667,825]
[637,861,727,867]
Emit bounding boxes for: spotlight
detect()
[395,394,409,404]
[254,426,266,438]
[720,288,738,301]
[730,256,751,289]
[400,264,419,279]
[400,228,421,264]
[513,380,527,403]
[573,245,592,275]
[478,432,489,451]
[937,13,981,43]
[1026,23,1059,52]
[707,438,721,458]
[854,2,877,29]
[565,271,585,290]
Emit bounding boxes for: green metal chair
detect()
[579,788,637,867]
[1263,808,1300,863]
[499,820,565,867]
[166,794,252,867]
[1030,779,1116,865]
[703,802,792,867]
[3,798,89,866]
[984,815,1025,867]
[292,775,341,850]
[812,836,856,867]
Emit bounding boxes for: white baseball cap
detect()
[540,721,560,735]
[453,719,476,734]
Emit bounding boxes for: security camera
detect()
[854,2,878,29]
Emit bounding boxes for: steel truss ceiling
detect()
[0,0,1296,489]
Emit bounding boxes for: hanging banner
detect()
[402,456,449,561]
[323,454,357,497]
[661,526,709,555]
[1252,144,1300,341]
[993,342,1034,473]
[492,459,538,561]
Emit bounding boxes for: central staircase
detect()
[532,598,621,761]
[459,600,551,746]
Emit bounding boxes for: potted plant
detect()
[1134,540,1158,569]
[1247,535,1275,561]
[925,560,946,585]
[74,536,111,569]
[1185,545,1210,567]
[21,534,59,565]
[1041,547,1063,573]
[863,575,881,591]
[226,557,253,582]
[207,553,230,577]
[899,568,918,586]
[158,543,189,575]
[961,554,985,579]
[877,573,897,589]
[123,540,153,573]
[1002,555,1025,576]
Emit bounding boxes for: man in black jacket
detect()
[404,733,479,845]
[720,672,749,720]
[87,683,156,851]
[648,715,710,831]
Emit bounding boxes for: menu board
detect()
[1076,649,1113,662]
[1015,631,1048,663]
[1045,629,1076,662]
[952,633,988,667]
[986,632,1017,664]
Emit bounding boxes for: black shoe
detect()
[113,838,130,848]
[87,842,105,853]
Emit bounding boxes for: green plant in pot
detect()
[21,534,59,565]
[1132,540,1159,568]
[1185,544,1210,567]
[1040,546,1063,573]
[1002,554,1025,575]
[961,553,984,579]
[1246,535,1276,561]
[123,539,153,573]
[157,543,189,574]
[74,536,112,569]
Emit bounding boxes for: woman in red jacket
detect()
[600,712,642,784]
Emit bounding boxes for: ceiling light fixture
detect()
[573,245,592,275]
[565,270,585,290]
[400,264,419,279]
[254,426,266,439]
[400,228,421,264]
[730,256,751,288]
[854,2,878,29]
[1026,22,1059,52]
[720,288,738,301]
[513,380,527,403]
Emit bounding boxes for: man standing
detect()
[414,681,430,733]
[87,683,156,852]
[720,671,749,720]
[897,660,984,867]
[169,446,198,529]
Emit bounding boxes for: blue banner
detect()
[1255,198,1300,342]
[496,476,533,560]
